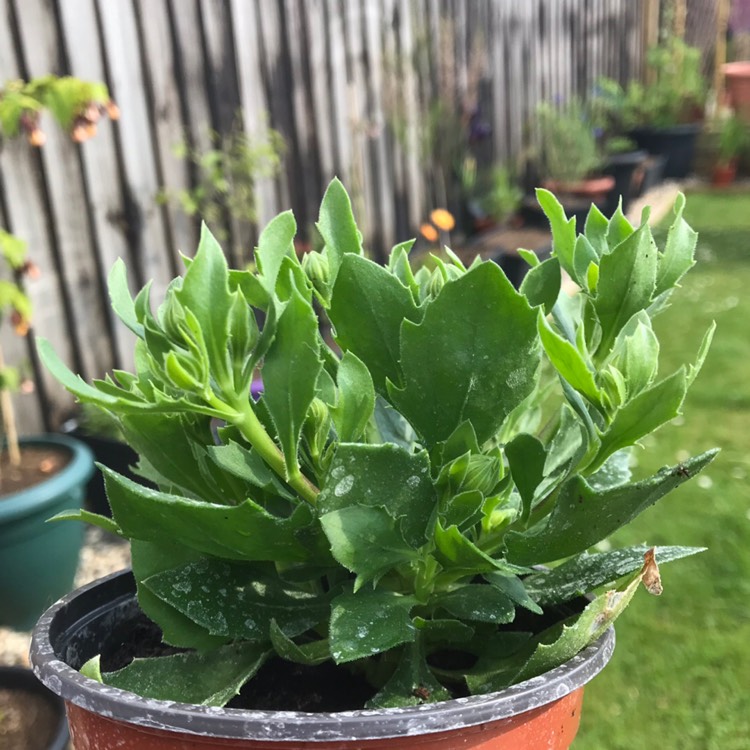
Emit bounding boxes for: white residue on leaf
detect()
[334,475,355,497]
[406,475,420,489]
[173,579,191,594]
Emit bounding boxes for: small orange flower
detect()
[28,128,46,147]
[430,208,455,231]
[10,310,29,336]
[419,223,439,243]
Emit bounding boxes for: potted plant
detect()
[534,100,614,205]
[602,36,707,179]
[31,181,715,749]
[711,114,749,186]
[0,75,118,630]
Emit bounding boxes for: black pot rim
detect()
[31,569,615,742]
[0,665,70,750]
[630,122,702,136]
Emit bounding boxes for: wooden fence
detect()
[0,0,648,433]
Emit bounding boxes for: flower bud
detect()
[303,397,332,459]
[164,351,203,391]
[427,268,445,298]
[302,251,330,293]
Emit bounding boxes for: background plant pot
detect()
[31,570,615,750]
[712,160,738,187]
[0,666,69,750]
[629,123,702,179]
[542,175,615,204]
[60,423,141,518]
[723,62,750,124]
[0,434,94,630]
[603,150,649,215]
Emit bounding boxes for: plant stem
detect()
[0,343,21,468]
[233,399,319,506]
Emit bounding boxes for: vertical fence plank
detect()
[96,0,174,306]
[230,0,279,230]
[0,0,74,427]
[59,0,137,372]
[13,0,114,384]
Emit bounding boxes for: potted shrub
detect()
[31,181,715,749]
[534,100,614,204]
[711,114,749,186]
[602,36,707,179]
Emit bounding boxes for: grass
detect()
[574,190,750,749]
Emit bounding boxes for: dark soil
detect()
[228,657,374,712]
[0,446,71,499]
[0,687,59,750]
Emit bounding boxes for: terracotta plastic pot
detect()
[0,434,94,629]
[31,571,615,749]
[723,62,750,124]
[712,160,738,187]
[542,175,615,204]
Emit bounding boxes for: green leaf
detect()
[329,254,421,394]
[48,507,121,536]
[471,570,643,693]
[389,263,540,446]
[269,621,330,665]
[329,591,415,663]
[207,440,295,500]
[103,468,327,564]
[367,640,451,708]
[505,433,547,522]
[655,193,697,297]
[318,443,435,547]
[317,178,364,291]
[262,286,323,477]
[519,256,561,314]
[435,584,516,624]
[593,223,657,357]
[329,351,375,442]
[175,223,233,386]
[434,523,531,577]
[687,321,715,387]
[573,235,599,289]
[536,189,576,280]
[504,450,718,564]
[583,203,610,257]
[320,506,419,589]
[372,398,417,450]
[440,490,484,530]
[108,259,144,338]
[605,203,636,248]
[119,412,239,504]
[102,641,268,707]
[592,369,687,471]
[538,313,605,409]
[484,572,543,614]
[255,210,297,295]
[131,539,224,649]
[144,558,329,640]
[523,544,706,606]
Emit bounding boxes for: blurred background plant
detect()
[534,100,603,184]
[0,74,118,146]
[158,114,285,266]
[595,35,706,131]
[0,229,36,474]
[382,19,490,232]
[716,112,750,164]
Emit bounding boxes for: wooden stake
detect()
[715,0,731,98]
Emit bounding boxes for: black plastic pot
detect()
[629,123,702,179]
[31,569,615,749]
[0,666,69,750]
[60,422,145,518]
[603,150,648,215]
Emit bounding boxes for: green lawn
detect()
[575,191,750,749]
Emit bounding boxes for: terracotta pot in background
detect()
[712,160,738,187]
[723,62,750,124]
[542,175,615,204]
[31,570,616,750]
